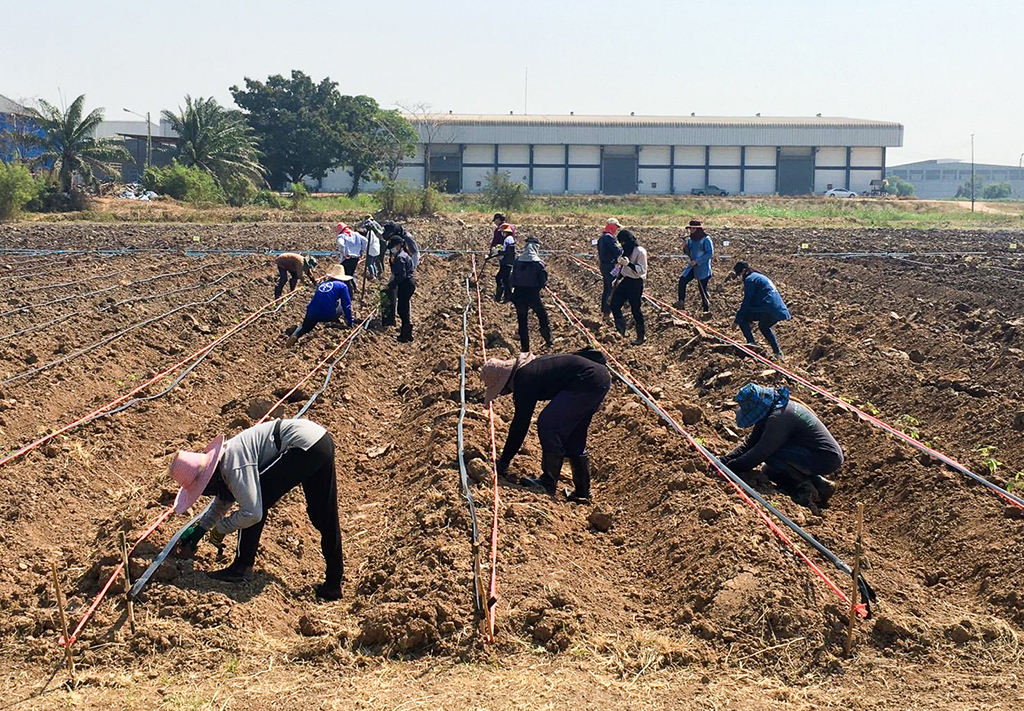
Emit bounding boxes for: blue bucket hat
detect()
[735,384,790,428]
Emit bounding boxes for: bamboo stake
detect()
[119,531,136,635]
[51,561,76,684]
[845,502,865,657]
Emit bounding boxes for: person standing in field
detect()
[386,236,417,343]
[361,217,384,279]
[335,223,367,277]
[731,261,791,360]
[610,229,648,346]
[286,265,355,347]
[490,223,516,303]
[273,252,318,298]
[596,218,623,317]
[171,418,344,600]
[490,213,509,250]
[676,220,713,314]
[382,222,420,269]
[510,235,553,353]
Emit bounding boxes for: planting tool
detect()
[119,531,136,634]
[51,561,76,684]
[130,511,203,599]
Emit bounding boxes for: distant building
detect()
[0,93,44,163]
[95,118,178,182]
[316,113,903,196]
[887,159,1024,199]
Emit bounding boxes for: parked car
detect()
[824,188,858,198]
[691,185,728,196]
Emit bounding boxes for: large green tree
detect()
[341,100,417,197]
[162,96,265,187]
[26,94,129,192]
[230,71,349,188]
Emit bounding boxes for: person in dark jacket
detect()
[490,213,508,249]
[386,236,417,342]
[510,236,552,353]
[170,418,344,600]
[731,262,791,358]
[596,218,623,316]
[609,229,648,346]
[720,383,841,510]
[274,252,318,298]
[286,266,354,347]
[676,220,713,313]
[482,349,611,503]
[489,223,516,303]
[382,222,420,269]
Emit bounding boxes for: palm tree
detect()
[162,96,265,186]
[27,94,130,192]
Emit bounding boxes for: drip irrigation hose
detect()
[0,267,244,342]
[457,277,483,614]
[0,289,302,471]
[469,255,501,640]
[564,254,1024,511]
[1,278,259,387]
[546,287,871,617]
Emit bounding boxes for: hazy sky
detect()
[3,0,1022,166]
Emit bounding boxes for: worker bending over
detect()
[171,418,344,600]
[274,252,317,298]
[382,222,420,269]
[677,220,713,314]
[483,349,611,503]
[286,265,354,347]
[510,235,553,353]
[610,229,648,346]
[731,261,791,359]
[720,383,841,511]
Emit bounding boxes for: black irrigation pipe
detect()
[457,276,484,615]
[797,250,989,258]
[0,268,244,342]
[1,278,259,387]
[0,262,219,319]
[292,321,367,420]
[17,270,128,295]
[547,290,875,616]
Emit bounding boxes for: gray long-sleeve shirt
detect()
[724,401,843,475]
[198,419,327,534]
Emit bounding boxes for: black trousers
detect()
[342,257,359,277]
[678,271,711,312]
[236,434,343,587]
[397,280,415,333]
[610,277,645,339]
[599,263,616,315]
[512,287,551,353]
[275,267,299,299]
[495,264,513,302]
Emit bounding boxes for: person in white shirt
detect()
[610,229,648,345]
[335,222,367,277]
[361,218,384,278]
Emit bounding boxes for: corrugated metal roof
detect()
[0,93,32,116]
[409,113,902,130]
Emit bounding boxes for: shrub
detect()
[289,181,309,209]
[482,170,530,211]
[223,175,258,206]
[377,179,420,216]
[883,176,915,197]
[419,180,449,215]
[0,162,41,220]
[253,189,287,209]
[982,182,1011,199]
[142,163,224,205]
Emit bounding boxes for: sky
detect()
[2,0,1022,167]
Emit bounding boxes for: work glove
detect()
[616,256,629,267]
[208,526,226,553]
[175,523,208,559]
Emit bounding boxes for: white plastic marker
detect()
[1011,243,1018,250]
[591,238,598,246]
[801,243,810,250]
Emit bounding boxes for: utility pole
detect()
[971,133,975,212]
[123,108,152,171]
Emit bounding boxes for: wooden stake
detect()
[845,502,865,657]
[51,561,76,684]
[118,531,136,635]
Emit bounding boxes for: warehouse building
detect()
[317,114,903,196]
[886,159,1024,199]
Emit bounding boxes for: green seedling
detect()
[975,445,1002,477]
[899,414,921,440]
[864,401,881,416]
[1007,471,1024,493]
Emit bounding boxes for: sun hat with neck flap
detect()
[169,434,225,514]
[734,383,790,428]
[481,353,535,406]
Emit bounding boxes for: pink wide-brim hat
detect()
[482,353,535,406]
[170,434,225,514]
[335,222,351,235]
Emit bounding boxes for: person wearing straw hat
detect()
[274,252,318,298]
[286,265,355,347]
[729,261,791,360]
[720,383,841,511]
[171,418,344,599]
[596,218,623,317]
[676,220,714,314]
[482,349,610,503]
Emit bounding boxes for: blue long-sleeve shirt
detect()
[597,231,622,266]
[682,235,714,280]
[736,272,790,323]
[306,280,353,326]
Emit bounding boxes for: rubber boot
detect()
[208,561,254,583]
[563,454,592,504]
[316,582,343,601]
[520,451,562,498]
[809,474,836,507]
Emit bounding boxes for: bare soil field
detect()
[1,220,1023,710]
